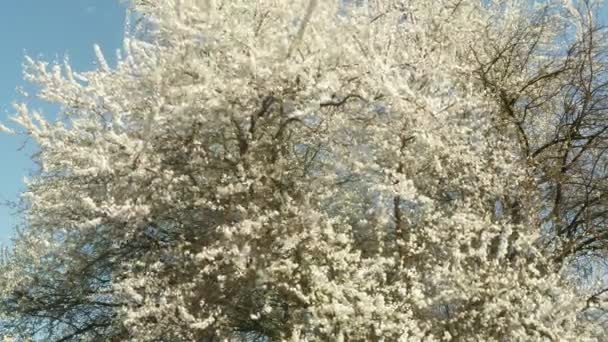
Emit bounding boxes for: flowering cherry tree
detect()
[0,0,604,340]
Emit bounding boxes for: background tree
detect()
[471,0,608,320]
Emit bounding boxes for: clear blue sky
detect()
[0,1,127,244]
[0,3,606,245]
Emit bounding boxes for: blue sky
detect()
[0,3,607,245]
[0,1,127,244]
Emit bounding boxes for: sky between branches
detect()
[0,1,126,244]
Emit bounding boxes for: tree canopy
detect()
[0,0,607,341]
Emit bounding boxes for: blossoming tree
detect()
[0,0,604,340]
